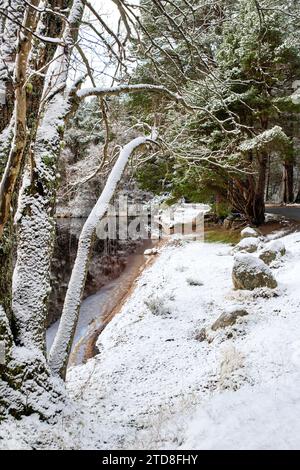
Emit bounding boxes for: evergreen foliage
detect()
[128,0,300,223]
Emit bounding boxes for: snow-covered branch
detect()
[49,133,156,378]
[77,83,191,109]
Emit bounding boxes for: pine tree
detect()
[129,0,300,224]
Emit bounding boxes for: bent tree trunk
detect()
[12,0,84,353]
[49,135,153,379]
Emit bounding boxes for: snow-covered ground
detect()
[1,230,300,449]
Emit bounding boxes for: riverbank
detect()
[69,239,163,365]
[46,239,157,365]
[48,214,296,368]
[3,223,300,449]
[65,229,300,450]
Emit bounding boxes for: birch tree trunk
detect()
[0,0,25,134]
[0,0,39,238]
[0,1,35,320]
[49,135,153,378]
[12,0,84,352]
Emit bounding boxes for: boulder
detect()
[211,308,248,331]
[259,240,286,265]
[240,226,260,238]
[233,236,260,253]
[232,254,277,290]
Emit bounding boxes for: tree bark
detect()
[265,154,271,202]
[251,154,268,226]
[12,0,84,353]
[0,1,39,239]
[0,220,14,317]
[0,0,71,328]
[282,162,294,203]
[230,156,267,226]
[0,0,25,134]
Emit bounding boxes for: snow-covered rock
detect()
[240,226,260,239]
[233,237,260,254]
[232,254,277,290]
[259,240,286,265]
[211,307,249,331]
[198,307,249,341]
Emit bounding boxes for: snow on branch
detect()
[239,126,290,153]
[77,84,192,109]
[0,6,66,46]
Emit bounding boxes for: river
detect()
[46,238,155,367]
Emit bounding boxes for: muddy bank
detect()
[47,218,143,327]
[47,238,157,365]
[68,239,159,366]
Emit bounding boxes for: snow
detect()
[36,36,65,45]
[259,239,286,258]
[181,373,300,450]
[266,228,290,241]
[2,231,300,449]
[64,231,300,449]
[240,226,259,238]
[0,0,24,87]
[68,0,84,25]
[233,236,260,252]
[265,239,285,253]
[144,248,158,255]
[239,126,290,152]
[233,252,273,275]
[156,203,210,233]
[77,83,182,101]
